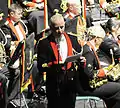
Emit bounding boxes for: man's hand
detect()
[97,68,106,78]
[35,2,44,9]
[79,56,86,68]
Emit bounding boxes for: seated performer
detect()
[86,0,94,28]
[100,18,120,64]
[0,8,8,108]
[77,25,120,108]
[63,0,86,40]
[21,0,44,40]
[1,4,28,101]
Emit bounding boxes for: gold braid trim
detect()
[60,0,68,12]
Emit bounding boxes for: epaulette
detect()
[39,36,47,41]
[38,28,51,41]
[23,1,30,5]
[36,36,47,47]
[0,13,4,17]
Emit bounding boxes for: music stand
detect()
[8,40,29,108]
[8,41,24,67]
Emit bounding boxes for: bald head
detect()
[67,0,80,5]
[66,0,81,15]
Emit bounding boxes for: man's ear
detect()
[69,5,73,11]
[94,38,97,43]
[10,12,14,17]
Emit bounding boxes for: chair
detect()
[76,96,107,108]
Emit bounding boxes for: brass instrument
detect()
[89,68,108,89]
[106,64,120,81]
[112,0,120,4]
[60,0,68,12]
[89,75,108,88]
[0,29,7,66]
[105,49,120,81]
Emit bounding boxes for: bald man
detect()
[63,0,86,39]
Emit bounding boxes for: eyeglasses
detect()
[117,35,120,40]
[54,26,64,30]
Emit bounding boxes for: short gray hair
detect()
[50,13,64,26]
[87,25,106,40]
[8,3,23,14]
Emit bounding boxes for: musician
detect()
[21,0,44,40]
[0,9,8,108]
[117,35,120,46]
[63,0,86,40]
[1,4,28,101]
[77,25,120,108]
[0,0,8,23]
[86,0,94,28]
[100,18,120,64]
[47,0,64,20]
[0,9,6,42]
[37,13,86,108]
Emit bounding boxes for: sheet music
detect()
[64,53,82,63]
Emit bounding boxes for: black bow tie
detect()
[14,22,19,26]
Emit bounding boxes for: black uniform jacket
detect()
[99,36,120,64]
[78,44,99,91]
[63,12,83,35]
[37,32,81,75]
[37,32,82,95]
[1,20,27,57]
[64,15,78,34]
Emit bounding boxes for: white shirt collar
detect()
[55,34,68,62]
[68,12,76,18]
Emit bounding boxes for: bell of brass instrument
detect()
[105,49,120,81]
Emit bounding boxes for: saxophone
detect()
[112,0,120,4]
[104,49,120,81]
